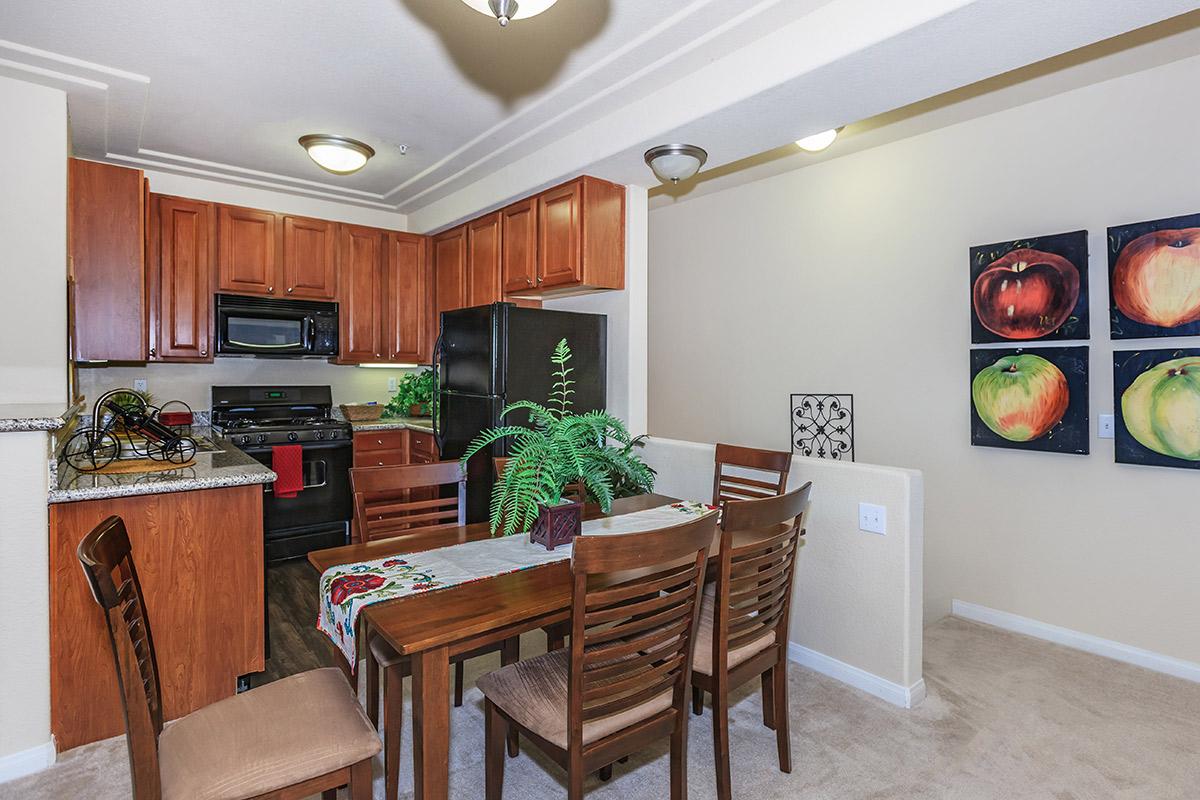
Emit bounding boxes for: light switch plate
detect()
[387,377,398,393]
[133,378,148,394]
[1098,414,1115,439]
[859,502,886,535]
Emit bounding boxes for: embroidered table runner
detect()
[317,501,715,667]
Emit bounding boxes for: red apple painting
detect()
[970,347,1089,454]
[1114,349,1200,469]
[971,231,1088,343]
[1110,214,1200,338]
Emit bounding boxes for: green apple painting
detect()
[1114,349,1200,469]
[970,347,1089,454]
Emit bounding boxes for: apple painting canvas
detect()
[1114,349,1200,469]
[970,346,1089,454]
[1109,213,1200,339]
[970,231,1089,344]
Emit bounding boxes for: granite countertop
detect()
[0,402,78,433]
[350,416,435,434]
[50,429,275,504]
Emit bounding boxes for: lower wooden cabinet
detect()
[350,427,439,542]
[148,194,214,362]
[49,485,264,750]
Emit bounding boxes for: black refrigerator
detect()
[433,303,607,523]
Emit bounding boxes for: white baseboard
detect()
[0,739,55,784]
[787,642,926,709]
[952,599,1200,684]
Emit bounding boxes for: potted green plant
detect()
[461,339,655,548]
[385,369,434,417]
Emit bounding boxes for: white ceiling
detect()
[0,0,831,215]
[1,0,1196,230]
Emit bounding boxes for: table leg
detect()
[412,645,451,800]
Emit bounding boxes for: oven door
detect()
[242,440,352,561]
[217,305,313,357]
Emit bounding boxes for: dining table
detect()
[307,492,785,800]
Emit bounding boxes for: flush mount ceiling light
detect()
[644,143,708,184]
[795,127,843,153]
[299,134,376,175]
[461,0,560,27]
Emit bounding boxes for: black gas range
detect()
[212,385,352,562]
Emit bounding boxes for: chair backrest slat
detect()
[711,482,812,673]
[77,516,165,800]
[351,462,467,544]
[568,513,716,751]
[712,443,792,508]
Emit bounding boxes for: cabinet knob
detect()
[536,276,543,284]
[268,286,274,293]
[200,348,208,356]
[526,278,534,286]
[149,347,156,357]
[286,287,293,293]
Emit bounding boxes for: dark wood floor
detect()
[258,558,339,685]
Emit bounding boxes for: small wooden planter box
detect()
[530,500,583,550]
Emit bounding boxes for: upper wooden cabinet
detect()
[69,159,147,362]
[148,195,214,362]
[338,224,386,363]
[466,212,503,307]
[217,205,337,300]
[500,198,537,294]
[384,233,432,364]
[434,225,468,319]
[536,177,624,294]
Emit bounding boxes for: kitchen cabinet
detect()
[217,206,337,300]
[433,225,468,318]
[49,485,264,750]
[338,224,387,362]
[466,212,503,307]
[148,194,214,362]
[350,426,438,543]
[535,176,625,295]
[500,197,537,294]
[384,232,432,364]
[69,158,147,362]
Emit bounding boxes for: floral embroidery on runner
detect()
[317,501,716,668]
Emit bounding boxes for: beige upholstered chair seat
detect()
[692,584,776,676]
[477,649,674,749]
[158,667,381,800]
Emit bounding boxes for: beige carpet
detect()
[4,617,1199,799]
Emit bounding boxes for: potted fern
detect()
[460,338,655,548]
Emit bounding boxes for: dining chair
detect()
[689,481,812,800]
[351,462,520,800]
[478,511,718,800]
[711,443,793,507]
[78,515,378,800]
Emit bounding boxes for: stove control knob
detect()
[239,435,251,446]
[256,434,268,444]
[288,432,299,442]
[315,430,325,440]
[328,430,339,440]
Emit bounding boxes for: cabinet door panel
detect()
[501,198,537,294]
[385,232,429,364]
[537,180,582,288]
[466,212,502,307]
[282,215,337,300]
[69,159,147,362]
[217,205,277,296]
[151,196,213,361]
[339,225,385,362]
[434,225,468,318]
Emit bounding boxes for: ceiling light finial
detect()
[461,0,559,26]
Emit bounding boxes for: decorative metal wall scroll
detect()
[790,394,854,461]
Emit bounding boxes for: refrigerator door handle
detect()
[431,331,445,454]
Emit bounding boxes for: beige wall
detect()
[648,54,1200,664]
[0,76,66,772]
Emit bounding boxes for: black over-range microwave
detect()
[215,294,339,358]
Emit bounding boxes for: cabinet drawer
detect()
[354,430,408,452]
[354,449,407,469]
[409,431,435,457]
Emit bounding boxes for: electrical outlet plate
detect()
[1098,414,1115,439]
[858,502,886,535]
[133,378,148,393]
[387,377,398,393]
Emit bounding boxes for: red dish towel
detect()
[272,445,304,499]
